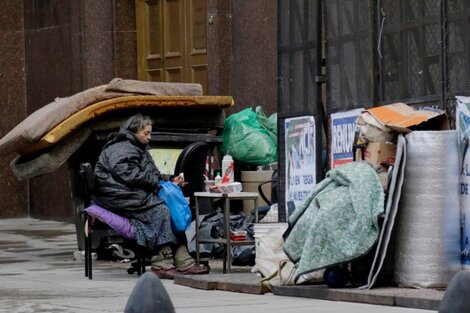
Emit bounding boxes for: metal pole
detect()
[439,0,447,110]
[315,0,326,182]
[369,0,379,107]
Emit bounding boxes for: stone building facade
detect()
[0,0,277,220]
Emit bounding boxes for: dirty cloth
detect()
[283,161,384,283]
[10,117,126,180]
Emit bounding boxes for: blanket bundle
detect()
[283,161,384,283]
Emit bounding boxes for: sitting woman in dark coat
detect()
[92,113,209,279]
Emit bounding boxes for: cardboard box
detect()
[359,141,397,166]
[356,112,394,142]
[365,102,449,133]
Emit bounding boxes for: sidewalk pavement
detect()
[0,218,442,312]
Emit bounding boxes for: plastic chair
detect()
[78,163,146,279]
[253,170,279,220]
[173,141,210,209]
[257,169,278,206]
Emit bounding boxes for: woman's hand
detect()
[172,173,188,187]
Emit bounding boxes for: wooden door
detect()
[136,0,208,93]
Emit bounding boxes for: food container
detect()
[212,182,243,193]
[204,180,215,192]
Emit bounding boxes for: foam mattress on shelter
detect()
[0,78,232,158]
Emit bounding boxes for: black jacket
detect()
[92,129,167,214]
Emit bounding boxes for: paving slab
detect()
[175,271,268,294]
[0,218,444,312]
[175,265,444,311]
[271,285,443,311]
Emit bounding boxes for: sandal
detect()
[151,267,178,279]
[178,264,210,275]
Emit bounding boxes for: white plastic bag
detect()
[251,225,295,289]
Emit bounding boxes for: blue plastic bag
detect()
[157,181,192,233]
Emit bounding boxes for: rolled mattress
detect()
[394,131,461,288]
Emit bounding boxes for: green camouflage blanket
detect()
[283,161,384,283]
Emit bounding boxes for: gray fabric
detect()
[186,212,225,255]
[439,271,470,313]
[10,118,126,180]
[124,272,175,313]
[283,161,384,283]
[10,127,91,180]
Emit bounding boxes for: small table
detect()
[193,191,259,273]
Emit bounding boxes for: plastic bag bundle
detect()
[221,107,277,165]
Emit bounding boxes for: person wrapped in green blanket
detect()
[283,162,384,284]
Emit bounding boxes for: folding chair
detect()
[78,162,146,280]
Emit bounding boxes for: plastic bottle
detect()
[214,172,222,185]
[221,154,234,183]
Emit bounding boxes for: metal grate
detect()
[323,0,467,112]
[281,0,470,126]
[276,0,470,220]
[278,0,319,116]
[278,0,322,222]
[379,0,442,106]
[326,0,372,114]
[446,0,470,96]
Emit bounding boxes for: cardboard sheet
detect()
[365,102,449,133]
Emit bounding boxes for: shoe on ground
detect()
[150,267,178,280]
[178,264,210,275]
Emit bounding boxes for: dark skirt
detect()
[129,203,179,252]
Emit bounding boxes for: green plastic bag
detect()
[221,107,277,165]
[255,106,277,143]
